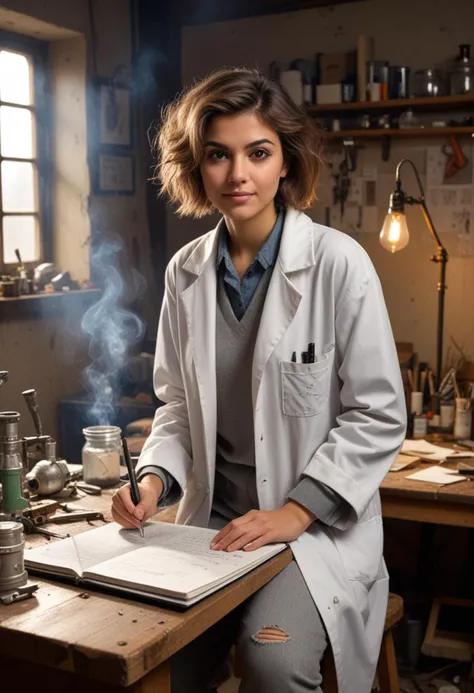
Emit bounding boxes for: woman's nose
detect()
[228,156,248,184]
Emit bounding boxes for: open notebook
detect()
[25,521,286,608]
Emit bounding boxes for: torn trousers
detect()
[169,559,327,693]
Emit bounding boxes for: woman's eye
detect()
[251,149,269,160]
[208,151,227,160]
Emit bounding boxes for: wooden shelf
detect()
[324,126,474,139]
[307,94,474,114]
[0,288,101,320]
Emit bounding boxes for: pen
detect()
[121,436,145,539]
[308,343,315,364]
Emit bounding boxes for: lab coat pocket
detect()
[329,516,385,583]
[280,349,333,417]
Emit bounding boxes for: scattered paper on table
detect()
[402,439,474,462]
[407,466,467,485]
[390,453,419,472]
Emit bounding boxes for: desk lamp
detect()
[379,158,448,388]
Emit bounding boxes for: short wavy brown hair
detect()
[153,67,323,217]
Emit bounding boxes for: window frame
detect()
[0,30,52,272]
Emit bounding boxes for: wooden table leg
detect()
[128,661,170,693]
[377,630,399,693]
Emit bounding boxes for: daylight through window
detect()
[0,48,40,265]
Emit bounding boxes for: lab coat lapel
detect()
[252,209,315,409]
[180,226,220,484]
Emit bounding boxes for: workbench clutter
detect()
[0,370,118,605]
[0,248,88,299]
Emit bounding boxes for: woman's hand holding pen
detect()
[210,501,316,552]
[111,475,163,530]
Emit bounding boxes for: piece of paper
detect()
[390,453,419,472]
[402,439,474,462]
[407,466,467,485]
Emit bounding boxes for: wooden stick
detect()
[407,369,414,390]
[428,369,436,396]
[420,370,427,394]
[452,372,461,399]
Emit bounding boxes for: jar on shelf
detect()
[82,425,122,488]
[449,44,474,95]
[399,109,421,129]
[366,60,389,101]
[411,69,444,97]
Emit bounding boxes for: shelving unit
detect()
[307,94,474,141]
[325,126,474,140]
[307,93,474,114]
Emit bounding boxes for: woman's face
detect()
[200,112,288,222]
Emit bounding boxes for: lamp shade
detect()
[379,211,409,253]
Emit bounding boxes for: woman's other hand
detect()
[210,501,316,552]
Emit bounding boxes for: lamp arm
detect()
[395,158,426,198]
[396,158,447,258]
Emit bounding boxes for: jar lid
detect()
[83,425,122,446]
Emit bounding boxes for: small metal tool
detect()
[21,516,69,539]
[49,511,105,524]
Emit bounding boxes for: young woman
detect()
[112,67,406,693]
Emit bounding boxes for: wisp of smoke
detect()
[81,237,146,425]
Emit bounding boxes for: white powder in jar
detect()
[82,449,121,487]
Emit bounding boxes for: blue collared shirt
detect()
[216,210,285,320]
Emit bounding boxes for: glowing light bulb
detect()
[379,212,409,253]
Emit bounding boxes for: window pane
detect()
[0,51,32,105]
[1,161,36,212]
[0,106,34,158]
[2,215,38,263]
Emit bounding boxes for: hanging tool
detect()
[332,158,350,218]
[442,135,467,178]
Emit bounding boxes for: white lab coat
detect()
[137,207,406,693]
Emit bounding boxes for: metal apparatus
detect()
[0,521,38,605]
[25,440,69,496]
[0,373,69,518]
[0,412,28,516]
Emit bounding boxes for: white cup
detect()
[454,398,472,439]
[410,391,423,415]
[440,403,455,430]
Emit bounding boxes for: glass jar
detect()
[411,69,444,97]
[449,44,474,95]
[399,109,421,129]
[82,426,122,488]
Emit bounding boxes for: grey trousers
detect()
[170,560,328,693]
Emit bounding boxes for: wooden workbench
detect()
[381,460,474,529]
[0,491,292,692]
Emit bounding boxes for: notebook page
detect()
[25,521,152,576]
[84,525,285,599]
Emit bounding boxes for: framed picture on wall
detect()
[93,152,135,195]
[98,82,132,147]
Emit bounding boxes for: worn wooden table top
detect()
[0,490,292,688]
[381,460,474,504]
[380,451,474,527]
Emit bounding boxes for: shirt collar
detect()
[216,209,285,271]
